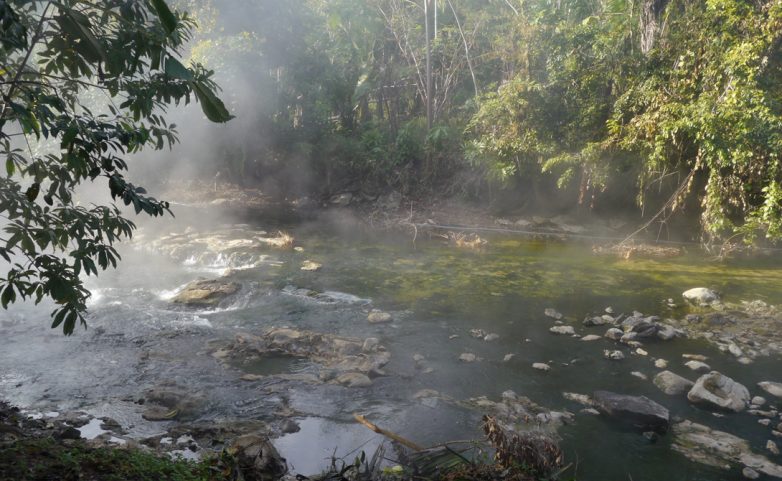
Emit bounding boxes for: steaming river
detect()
[2,207,782,480]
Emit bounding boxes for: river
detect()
[1,206,781,480]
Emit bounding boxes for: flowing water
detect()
[2,207,782,480]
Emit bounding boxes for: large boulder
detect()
[672,421,782,478]
[683,287,720,306]
[653,371,694,396]
[171,278,240,307]
[687,371,750,412]
[592,391,670,433]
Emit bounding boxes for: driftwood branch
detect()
[353,413,424,452]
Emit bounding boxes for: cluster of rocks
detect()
[212,327,390,388]
[670,298,782,362]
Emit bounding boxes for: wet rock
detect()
[550,326,575,335]
[142,406,180,421]
[759,382,782,399]
[171,278,240,307]
[230,434,288,481]
[300,260,322,271]
[654,371,694,395]
[55,426,82,440]
[592,391,670,433]
[687,371,750,412]
[362,338,379,352]
[605,328,624,341]
[672,420,782,477]
[563,392,594,406]
[335,372,372,388]
[743,467,760,479]
[483,333,500,342]
[459,353,478,363]
[544,308,563,320]
[584,316,607,327]
[751,396,767,407]
[683,288,720,306]
[683,353,708,361]
[580,334,602,341]
[728,343,744,357]
[631,371,648,381]
[655,359,669,369]
[141,385,205,421]
[219,328,390,387]
[532,362,551,372]
[503,353,515,362]
[367,310,392,324]
[685,360,711,372]
[760,419,772,427]
[636,348,648,356]
[469,329,487,338]
[604,350,625,360]
[769,441,780,456]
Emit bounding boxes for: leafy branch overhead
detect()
[0,0,232,334]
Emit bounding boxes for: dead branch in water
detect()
[353,413,424,452]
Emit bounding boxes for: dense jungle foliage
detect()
[179,0,782,245]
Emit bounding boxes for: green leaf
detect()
[190,81,233,123]
[164,57,193,81]
[150,0,178,35]
[59,11,107,63]
[6,157,14,176]
[25,183,40,202]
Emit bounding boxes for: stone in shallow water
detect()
[685,360,711,372]
[683,287,720,306]
[672,420,782,477]
[687,371,750,412]
[654,371,694,395]
[544,308,563,320]
[459,353,478,363]
[592,391,670,433]
[655,359,669,369]
[759,381,782,399]
[532,362,550,371]
[171,278,240,307]
[604,328,623,340]
[603,349,625,360]
[550,325,575,335]
[367,310,392,324]
[335,372,372,387]
[580,334,601,341]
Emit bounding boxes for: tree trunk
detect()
[640,0,670,54]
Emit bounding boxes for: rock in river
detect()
[367,310,392,324]
[592,391,670,433]
[682,287,720,306]
[759,381,782,399]
[687,371,750,412]
[653,371,694,395]
[171,278,240,307]
[672,420,782,478]
[550,325,575,335]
